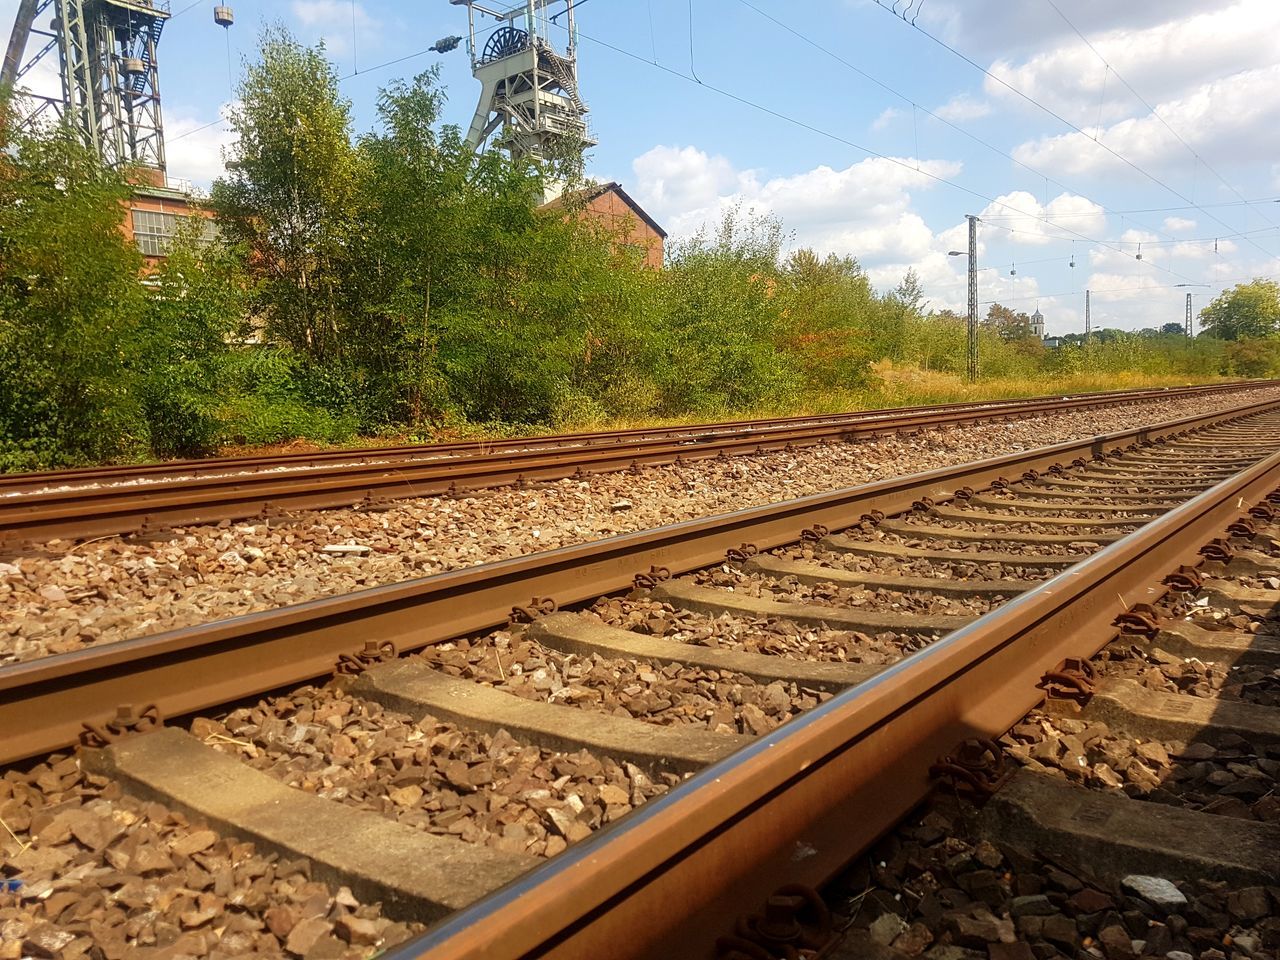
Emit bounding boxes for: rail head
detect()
[4,395,1279,767]
[382,434,1280,960]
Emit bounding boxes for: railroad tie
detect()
[741,553,1031,600]
[526,611,877,693]
[349,659,748,775]
[978,768,1280,886]
[649,579,972,634]
[80,727,537,923]
[1042,676,1280,746]
[819,533,1080,569]
[1144,622,1280,667]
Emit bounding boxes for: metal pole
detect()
[1185,292,1193,337]
[1084,289,1091,344]
[966,214,978,382]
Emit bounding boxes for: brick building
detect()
[121,169,215,267]
[542,181,667,269]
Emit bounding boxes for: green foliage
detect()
[212,24,357,362]
[2,26,1273,472]
[0,124,148,469]
[1199,279,1280,341]
[1223,338,1280,378]
[982,303,1035,341]
[214,348,359,445]
[656,209,798,413]
[134,225,251,456]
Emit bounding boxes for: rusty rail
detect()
[381,420,1280,959]
[2,396,1275,768]
[1,381,1271,544]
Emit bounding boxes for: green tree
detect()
[982,303,1034,341]
[778,250,875,388]
[657,208,797,413]
[212,25,357,363]
[1198,279,1280,341]
[1223,338,1280,377]
[134,223,251,456]
[1159,322,1186,336]
[893,268,926,313]
[0,125,148,469]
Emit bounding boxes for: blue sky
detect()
[7,0,1280,334]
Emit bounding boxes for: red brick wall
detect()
[583,189,665,269]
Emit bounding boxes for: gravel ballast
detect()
[0,752,421,959]
[6,387,1280,664]
[195,685,675,859]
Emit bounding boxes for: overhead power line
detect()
[870,1,1280,266]
[1041,0,1280,234]
[552,21,1213,289]
[732,0,1183,249]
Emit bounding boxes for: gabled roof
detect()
[542,180,668,238]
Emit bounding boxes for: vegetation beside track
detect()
[4,28,1280,472]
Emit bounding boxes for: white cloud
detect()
[1164,216,1196,232]
[919,0,1209,59]
[290,0,378,58]
[871,108,901,132]
[165,105,237,190]
[933,94,991,123]
[979,191,1106,246]
[984,2,1280,129]
[630,145,962,268]
[1012,63,1280,177]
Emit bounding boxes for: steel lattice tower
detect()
[3,0,170,175]
[450,0,594,165]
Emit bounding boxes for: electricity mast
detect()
[2,0,171,177]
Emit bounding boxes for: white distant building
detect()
[1030,307,1045,339]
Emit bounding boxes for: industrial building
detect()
[3,0,662,267]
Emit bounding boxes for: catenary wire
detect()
[1042,0,1280,233]
[870,1,1280,265]
[549,20,1216,288]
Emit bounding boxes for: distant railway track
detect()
[0,380,1273,545]
[7,394,1280,959]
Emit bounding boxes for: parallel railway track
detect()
[6,393,1280,959]
[0,380,1272,545]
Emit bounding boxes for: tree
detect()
[1224,338,1280,377]
[0,125,147,468]
[348,67,473,423]
[892,269,925,312]
[134,224,251,456]
[212,25,357,363]
[1198,279,1280,341]
[779,249,875,387]
[982,303,1034,341]
[1160,322,1186,336]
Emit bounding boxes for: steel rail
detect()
[385,418,1280,960]
[0,381,1263,493]
[2,382,1274,545]
[2,396,1275,769]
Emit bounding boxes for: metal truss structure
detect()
[450,0,594,165]
[2,0,170,174]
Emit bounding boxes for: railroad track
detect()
[5,395,1280,960]
[0,380,1272,545]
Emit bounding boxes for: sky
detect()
[5,0,1280,335]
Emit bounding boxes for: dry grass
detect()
[217,370,1233,457]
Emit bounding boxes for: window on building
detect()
[132,209,217,256]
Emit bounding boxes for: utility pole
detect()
[1185,292,1193,337]
[1084,289,1091,344]
[947,216,980,381]
[966,214,978,382]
